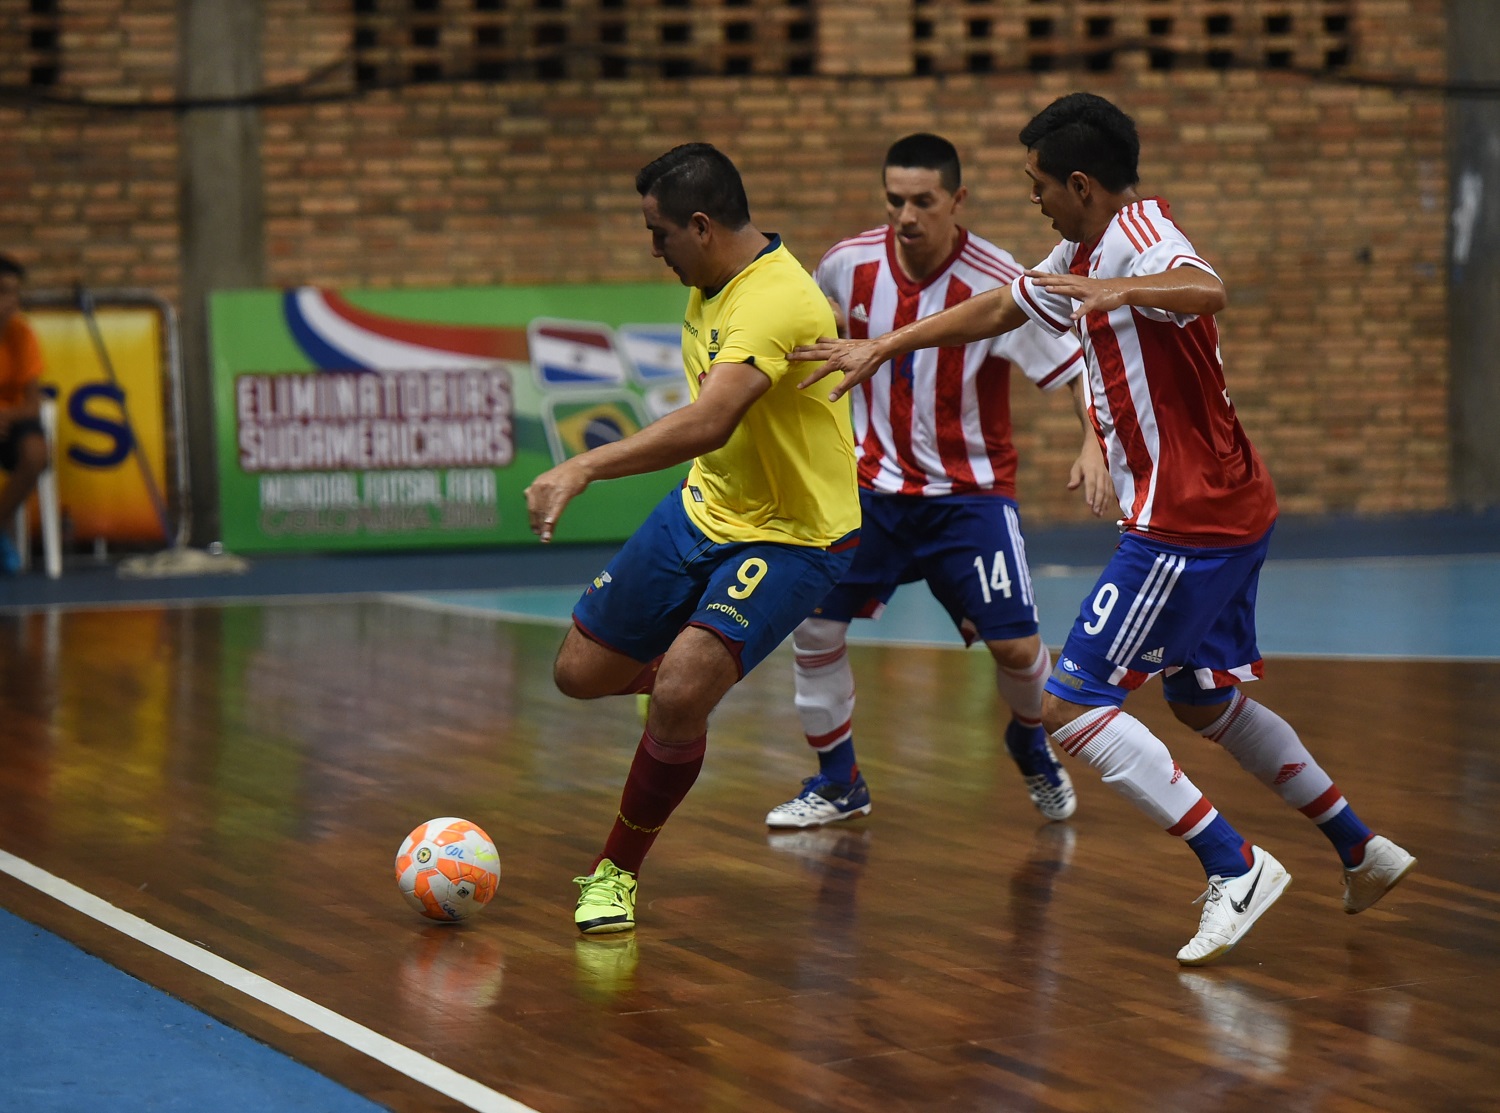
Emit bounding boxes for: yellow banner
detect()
[27,307,169,544]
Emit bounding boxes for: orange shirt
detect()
[0,315,44,409]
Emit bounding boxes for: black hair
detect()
[0,254,27,282]
[1018,93,1140,192]
[883,133,962,194]
[635,143,752,230]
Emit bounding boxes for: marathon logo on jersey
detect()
[706,602,749,627]
[1051,658,1084,689]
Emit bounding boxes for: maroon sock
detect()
[597,729,706,874]
[612,654,664,696]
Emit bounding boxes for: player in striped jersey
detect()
[793,96,1414,966]
[765,133,1110,831]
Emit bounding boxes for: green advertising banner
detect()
[210,285,692,553]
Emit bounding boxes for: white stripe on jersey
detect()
[815,226,1082,498]
[1105,306,1164,532]
[1010,198,1277,547]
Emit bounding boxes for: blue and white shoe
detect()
[765,773,871,829]
[1005,721,1077,821]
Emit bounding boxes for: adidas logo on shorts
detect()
[1141,646,1166,664]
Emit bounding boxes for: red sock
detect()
[612,654,664,696]
[598,729,705,874]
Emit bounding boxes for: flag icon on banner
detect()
[617,324,684,385]
[643,383,691,420]
[527,320,628,387]
[547,395,648,462]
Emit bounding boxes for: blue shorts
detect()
[811,490,1039,644]
[1045,528,1274,708]
[572,491,858,677]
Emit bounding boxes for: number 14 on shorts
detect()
[974,551,1012,604]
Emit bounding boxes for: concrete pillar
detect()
[1448,1,1500,509]
[177,0,265,545]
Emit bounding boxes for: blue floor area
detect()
[1,508,1497,613]
[0,908,383,1113]
[406,551,1500,661]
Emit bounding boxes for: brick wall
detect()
[0,0,1451,524]
[0,0,179,294]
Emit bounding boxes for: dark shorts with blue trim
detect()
[810,488,1040,643]
[572,491,859,677]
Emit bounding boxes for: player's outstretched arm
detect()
[1025,266,1227,320]
[1065,377,1112,517]
[793,285,1027,402]
[524,361,771,542]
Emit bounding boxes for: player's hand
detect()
[792,337,887,402]
[524,460,589,543]
[1024,271,1129,320]
[1068,438,1113,517]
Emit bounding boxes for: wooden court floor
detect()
[1,599,1497,1113]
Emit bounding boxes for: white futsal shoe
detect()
[1177,846,1291,967]
[1342,836,1416,914]
[765,773,872,828]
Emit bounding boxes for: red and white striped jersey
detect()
[814,225,1083,498]
[1012,197,1277,547]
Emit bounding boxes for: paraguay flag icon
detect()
[527,319,629,387]
[546,395,647,463]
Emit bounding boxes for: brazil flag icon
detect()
[546,395,648,463]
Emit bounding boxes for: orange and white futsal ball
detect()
[394,817,501,922]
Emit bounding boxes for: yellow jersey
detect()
[678,237,859,547]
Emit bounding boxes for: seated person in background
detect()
[0,254,51,574]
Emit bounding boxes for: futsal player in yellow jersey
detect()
[676,234,859,546]
[524,143,860,934]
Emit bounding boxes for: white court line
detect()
[383,591,574,627]
[0,848,539,1113]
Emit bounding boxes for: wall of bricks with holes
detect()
[0,0,1450,521]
